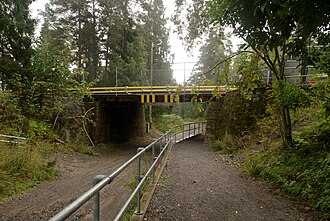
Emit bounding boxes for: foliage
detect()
[31,11,77,118]
[0,91,24,135]
[45,0,174,86]
[154,114,184,133]
[0,139,95,202]
[274,81,311,111]
[243,124,330,214]
[209,132,242,154]
[244,93,330,215]
[189,28,232,86]
[174,0,329,147]
[0,0,36,114]
[24,120,54,140]
[236,53,264,100]
[172,101,206,119]
[0,143,57,202]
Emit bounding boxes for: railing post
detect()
[93,175,107,221]
[174,126,177,143]
[189,123,191,138]
[152,144,155,183]
[135,147,144,215]
[160,136,163,151]
[194,123,196,135]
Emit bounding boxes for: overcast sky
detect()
[29,0,241,84]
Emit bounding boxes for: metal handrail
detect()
[68,85,237,95]
[49,121,206,221]
[0,134,26,145]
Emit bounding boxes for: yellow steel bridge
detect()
[86,85,237,103]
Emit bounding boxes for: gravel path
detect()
[0,147,137,221]
[144,135,323,221]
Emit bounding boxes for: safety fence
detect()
[0,134,26,145]
[49,121,206,221]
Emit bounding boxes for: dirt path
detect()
[145,135,324,221]
[0,145,140,221]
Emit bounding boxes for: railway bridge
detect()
[86,85,236,143]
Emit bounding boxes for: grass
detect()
[122,178,150,221]
[243,121,330,216]
[0,141,95,203]
[154,114,184,133]
[0,143,56,202]
[122,154,152,220]
[207,99,330,216]
[209,132,257,154]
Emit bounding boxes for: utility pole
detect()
[149,41,154,128]
[182,62,186,118]
[149,0,154,128]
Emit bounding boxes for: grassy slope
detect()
[243,105,330,215]
[0,142,94,203]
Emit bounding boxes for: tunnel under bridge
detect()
[87,85,235,143]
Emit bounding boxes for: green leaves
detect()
[274,80,310,110]
[0,0,35,114]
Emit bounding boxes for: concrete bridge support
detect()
[94,100,146,143]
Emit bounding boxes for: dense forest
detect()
[0,0,329,217]
[1,0,174,117]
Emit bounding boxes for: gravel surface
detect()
[0,146,138,221]
[145,135,324,221]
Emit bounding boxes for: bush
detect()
[154,114,184,133]
[0,143,57,202]
[244,122,330,215]
[0,91,25,135]
[275,81,311,111]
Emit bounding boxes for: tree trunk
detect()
[91,0,98,82]
[273,48,293,148]
[279,57,293,147]
[281,105,293,147]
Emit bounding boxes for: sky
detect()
[29,0,241,84]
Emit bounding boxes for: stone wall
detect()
[206,90,266,141]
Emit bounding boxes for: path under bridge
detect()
[84,85,236,143]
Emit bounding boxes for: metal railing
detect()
[72,85,237,95]
[49,121,206,221]
[0,134,26,145]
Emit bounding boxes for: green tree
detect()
[97,0,149,86]
[31,4,74,115]
[49,0,99,83]
[190,28,232,85]
[175,0,329,146]
[0,0,35,114]
[144,0,174,86]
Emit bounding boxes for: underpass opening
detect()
[95,100,146,143]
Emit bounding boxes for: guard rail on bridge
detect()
[85,85,236,95]
[49,122,206,221]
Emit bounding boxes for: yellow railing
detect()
[84,85,237,95]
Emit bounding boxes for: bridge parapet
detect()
[86,85,237,104]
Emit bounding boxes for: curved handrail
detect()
[49,121,206,221]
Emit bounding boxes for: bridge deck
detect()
[86,85,237,103]
[87,85,236,95]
